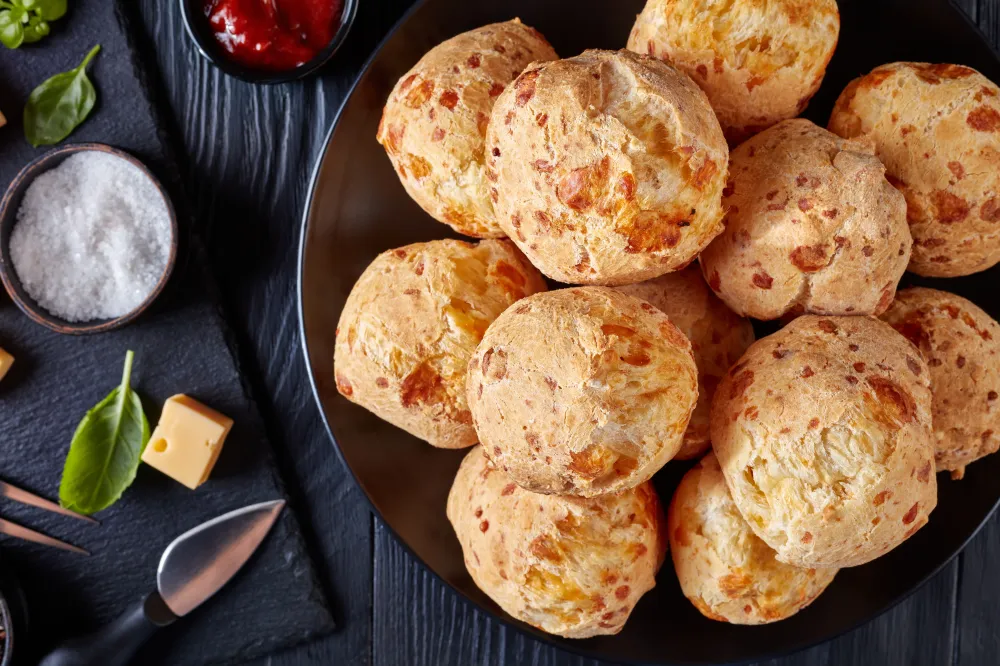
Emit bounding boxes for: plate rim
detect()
[296,0,1000,662]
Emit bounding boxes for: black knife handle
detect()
[39,591,177,666]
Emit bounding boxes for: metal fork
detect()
[0,480,96,555]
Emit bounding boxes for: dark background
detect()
[121,0,1000,664]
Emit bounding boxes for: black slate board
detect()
[0,1,334,664]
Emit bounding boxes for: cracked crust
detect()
[616,267,755,459]
[447,446,667,638]
[628,0,840,144]
[377,20,558,237]
[880,287,1000,478]
[699,119,911,321]
[467,287,699,496]
[711,315,937,568]
[669,452,838,624]
[828,62,1000,277]
[485,49,728,285]
[333,239,547,448]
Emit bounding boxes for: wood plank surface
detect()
[133,0,1000,664]
[129,1,414,664]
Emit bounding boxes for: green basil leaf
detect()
[23,0,64,21]
[0,10,24,49]
[23,44,100,148]
[21,15,46,42]
[59,351,150,515]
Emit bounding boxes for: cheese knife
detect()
[39,499,286,666]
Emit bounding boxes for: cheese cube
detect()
[142,395,234,489]
[0,347,13,382]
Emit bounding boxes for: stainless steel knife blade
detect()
[156,499,285,617]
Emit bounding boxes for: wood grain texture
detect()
[135,0,1000,665]
[0,1,333,663]
[129,0,416,664]
[981,0,1000,45]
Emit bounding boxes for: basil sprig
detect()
[0,0,67,49]
[23,43,99,147]
[59,351,151,516]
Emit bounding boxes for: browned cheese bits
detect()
[616,266,755,459]
[486,49,728,285]
[628,0,840,143]
[669,452,838,624]
[699,119,911,321]
[711,315,937,568]
[377,20,558,237]
[881,287,1000,479]
[829,62,1000,277]
[447,447,666,638]
[467,287,698,496]
[334,239,547,449]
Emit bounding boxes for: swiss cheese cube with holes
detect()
[334,239,546,449]
[711,315,937,568]
[142,395,234,490]
[467,287,698,497]
[0,347,13,382]
[447,446,667,638]
[628,0,840,144]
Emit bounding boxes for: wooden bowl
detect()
[0,143,178,336]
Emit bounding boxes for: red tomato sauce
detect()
[205,0,344,71]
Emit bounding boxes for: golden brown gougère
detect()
[669,452,838,624]
[829,62,1000,277]
[486,49,728,285]
[711,315,937,569]
[334,239,546,449]
[447,446,667,638]
[880,287,1000,480]
[467,287,699,497]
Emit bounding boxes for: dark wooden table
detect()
[130,1,1000,664]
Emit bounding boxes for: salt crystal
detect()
[9,151,172,323]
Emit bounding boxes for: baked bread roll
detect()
[447,446,666,638]
[616,267,755,459]
[711,315,936,568]
[377,20,558,237]
[628,0,840,144]
[881,287,1000,479]
[699,119,910,320]
[485,49,728,285]
[669,452,838,624]
[829,62,1000,277]
[334,239,546,448]
[467,287,698,496]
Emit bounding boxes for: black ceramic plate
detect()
[299,1,1000,663]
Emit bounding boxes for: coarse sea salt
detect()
[10,151,172,323]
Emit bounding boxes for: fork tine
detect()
[0,481,98,524]
[0,517,89,555]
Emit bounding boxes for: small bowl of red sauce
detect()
[180,0,357,83]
